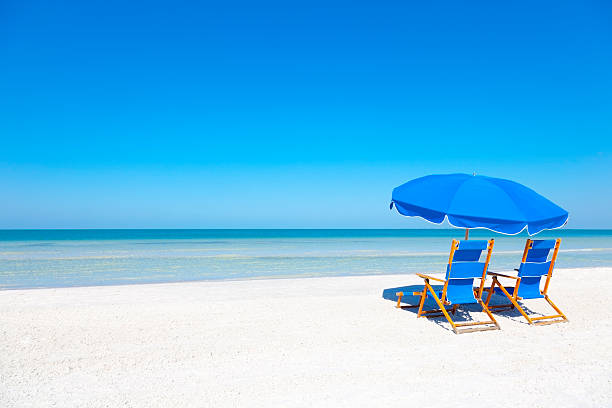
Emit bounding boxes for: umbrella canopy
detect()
[390,173,568,235]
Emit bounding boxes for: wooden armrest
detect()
[416,273,445,282]
[487,272,519,280]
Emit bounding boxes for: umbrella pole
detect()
[464,229,469,240]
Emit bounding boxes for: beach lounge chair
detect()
[395,239,500,334]
[484,239,568,325]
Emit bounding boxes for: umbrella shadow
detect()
[382,285,500,332]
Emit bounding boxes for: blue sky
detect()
[1,1,611,228]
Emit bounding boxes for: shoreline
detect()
[4,232,612,290]
[2,265,611,292]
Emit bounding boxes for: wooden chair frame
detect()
[483,239,568,326]
[396,239,500,334]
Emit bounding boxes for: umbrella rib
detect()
[447,178,528,223]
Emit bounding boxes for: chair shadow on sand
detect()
[382,284,545,331]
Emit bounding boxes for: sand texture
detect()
[1,268,611,407]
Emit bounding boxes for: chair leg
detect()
[424,281,458,332]
[423,282,498,334]
[394,291,422,310]
[478,299,500,330]
[485,279,496,306]
[544,295,568,320]
[529,295,569,325]
[482,285,514,311]
[488,279,568,325]
[492,279,533,324]
[416,288,427,318]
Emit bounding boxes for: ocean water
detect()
[1,229,611,289]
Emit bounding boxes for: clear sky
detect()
[1,1,611,228]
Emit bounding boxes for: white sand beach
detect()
[2,268,611,407]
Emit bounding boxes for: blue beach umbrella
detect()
[390,173,568,237]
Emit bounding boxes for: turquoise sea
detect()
[1,229,611,289]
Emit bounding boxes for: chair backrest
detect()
[516,239,561,298]
[445,240,489,280]
[443,239,494,304]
